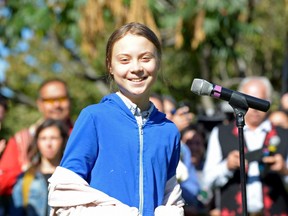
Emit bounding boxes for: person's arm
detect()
[202,127,234,189]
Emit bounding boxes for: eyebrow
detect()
[116,51,156,57]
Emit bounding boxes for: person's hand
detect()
[227,150,241,171]
[262,153,287,175]
[170,106,194,132]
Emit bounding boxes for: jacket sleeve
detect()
[155,175,184,216]
[155,130,185,216]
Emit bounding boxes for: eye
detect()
[141,54,153,62]
[120,57,128,63]
[118,55,130,64]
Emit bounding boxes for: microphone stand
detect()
[229,92,249,216]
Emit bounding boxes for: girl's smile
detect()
[110,33,159,108]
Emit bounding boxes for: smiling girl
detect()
[48,22,184,216]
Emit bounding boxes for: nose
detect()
[52,100,61,107]
[130,60,143,73]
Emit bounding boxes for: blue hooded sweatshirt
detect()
[60,93,181,216]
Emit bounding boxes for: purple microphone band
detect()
[212,85,222,98]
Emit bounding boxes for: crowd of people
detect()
[0,22,288,216]
[0,78,73,215]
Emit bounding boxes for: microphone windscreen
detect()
[191,79,213,96]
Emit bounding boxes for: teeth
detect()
[130,78,144,82]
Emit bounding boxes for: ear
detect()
[36,99,44,113]
[109,67,113,75]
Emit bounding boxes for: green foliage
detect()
[0,0,287,137]
[4,103,40,136]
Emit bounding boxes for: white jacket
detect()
[48,166,184,216]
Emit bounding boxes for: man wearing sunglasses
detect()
[0,78,73,215]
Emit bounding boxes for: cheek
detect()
[190,145,198,152]
[145,61,159,74]
[37,102,46,113]
[110,62,128,76]
[37,142,47,153]
[53,142,63,153]
[61,102,70,110]
[42,104,53,112]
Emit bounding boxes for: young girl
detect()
[48,22,184,216]
[10,119,69,216]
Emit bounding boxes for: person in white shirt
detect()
[203,76,288,216]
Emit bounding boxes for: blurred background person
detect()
[149,93,164,113]
[10,119,69,216]
[203,76,288,215]
[280,92,288,114]
[177,141,201,216]
[162,95,194,133]
[0,78,73,216]
[180,123,211,215]
[219,101,235,125]
[181,124,207,181]
[269,110,288,129]
[163,95,178,121]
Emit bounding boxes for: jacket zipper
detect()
[138,123,144,215]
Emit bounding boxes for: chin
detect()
[129,90,147,97]
[52,115,66,120]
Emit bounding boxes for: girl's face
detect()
[37,126,63,161]
[110,33,159,105]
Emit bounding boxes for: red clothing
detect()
[0,119,73,196]
[0,136,23,195]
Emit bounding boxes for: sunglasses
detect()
[41,96,68,104]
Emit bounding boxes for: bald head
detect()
[238,76,272,102]
[238,76,272,129]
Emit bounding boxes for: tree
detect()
[0,0,286,135]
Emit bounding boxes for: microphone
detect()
[191,78,270,112]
